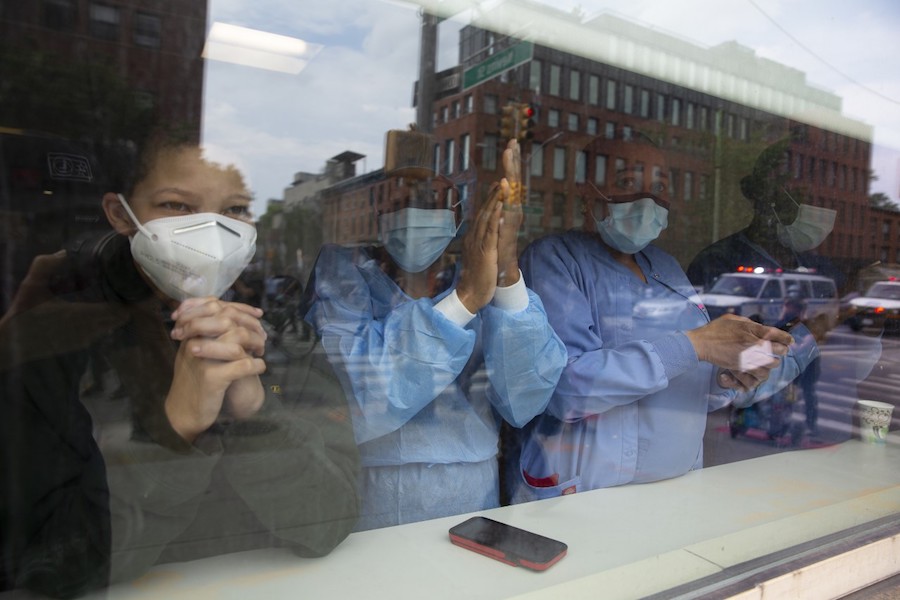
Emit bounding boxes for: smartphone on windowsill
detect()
[449,516,568,571]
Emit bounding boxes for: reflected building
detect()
[0,0,207,312]
[309,6,883,295]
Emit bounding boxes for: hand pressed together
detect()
[166,297,267,442]
[456,140,523,312]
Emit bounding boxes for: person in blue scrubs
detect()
[305,140,566,530]
[509,130,819,502]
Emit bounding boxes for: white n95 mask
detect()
[379,207,459,273]
[117,194,257,301]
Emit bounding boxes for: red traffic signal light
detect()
[517,104,536,141]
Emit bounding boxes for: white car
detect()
[700,268,839,331]
[847,280,900,332]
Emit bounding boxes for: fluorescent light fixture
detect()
[202,22,322,74]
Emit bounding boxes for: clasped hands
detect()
[166,297,268,442]
[456,139,524,314]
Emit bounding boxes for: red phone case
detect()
[449,517,567,571]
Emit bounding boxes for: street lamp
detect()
[525,131,564,207]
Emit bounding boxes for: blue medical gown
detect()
[305,245,566,528]
[510,231,819,501]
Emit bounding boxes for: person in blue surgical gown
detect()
[508,130,819,502]
[304,139,566,530]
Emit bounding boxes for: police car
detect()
[846,280,900,332]
[700,267,839,331]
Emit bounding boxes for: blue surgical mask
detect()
[379,207,459,273]
[593,197,668,254]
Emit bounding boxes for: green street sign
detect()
[463,41,534,90]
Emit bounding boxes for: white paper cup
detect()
[857,400,894,444]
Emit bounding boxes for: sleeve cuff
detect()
[651,332,699,381]
[434,289,476,327]
[492,271,529,313]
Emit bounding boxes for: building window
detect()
[553,147,566,180]
[605,122,616,139]
[575,151,587,183]
[465,95,473,113]
[134,12,161,48]
[452,101,460,119]
[89,3,120,41]
[588,75,600,105]
[460,134,470,171]
[549,64,561,96]
[699,106,708,131]
[548,109,560,128]
[530,60,542,93]
[445,139,455,174]
[551,193,566,230]
[434,143,441,174]
[671,98,681,127]
[699,174,709,200]
[441,106,449,123]
[656,94,666,121]
[482,135,497,170]
[640,89,650,118]
[684,171,693,201]
[567,114,579,132]
[587,117,598,135]
[623,85,634,115]
[43,0,76,31]
[484,94,498,115]
[530,144,544,178]
[569,70,581,101]
[594,155,607,186]
[605,80,617,110]
[622,126,633,141]
[686,103,695,129]
[739,117,748,141]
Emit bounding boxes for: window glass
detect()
[553,146,566,180]
[2,1,898,598]
[134,11,161,48]
[588,74,600,105]
[530,59,542,92]
[569,69,580,100]
[549,64,561,96]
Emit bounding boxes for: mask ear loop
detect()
[585,180,613,224]
[116,194,157,241]
[768,188,804,267]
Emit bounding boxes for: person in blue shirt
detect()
[508,130,819,502]
[305,139,566,530]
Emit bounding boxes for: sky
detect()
[200,0,900,219]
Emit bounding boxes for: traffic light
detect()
[517,103,536,141]
[500,103,516,141]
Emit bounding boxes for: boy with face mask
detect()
[1,139,359,598]
[304,139,566,530]
[507,130,818,502]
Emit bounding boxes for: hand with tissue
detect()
[685,314,794,390]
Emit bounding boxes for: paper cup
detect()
[857,400,894,444]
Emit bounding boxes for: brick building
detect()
[305,7,877,293]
